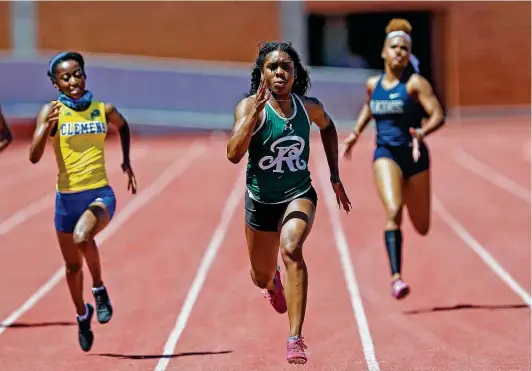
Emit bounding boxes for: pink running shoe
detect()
[391,278,410,299]
[262,266,287,314]
[286,336,308,364]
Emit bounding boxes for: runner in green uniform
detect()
[227,41,351,365]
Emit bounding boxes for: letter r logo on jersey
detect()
[258,136,307,173]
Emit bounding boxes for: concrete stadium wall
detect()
[0,1,529,139]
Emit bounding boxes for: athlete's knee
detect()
[280,238,304,264]
[414,221,430,236]
[385,204,403,225]
[73,226,90,245]
[65,262,82,275]
[250,268,275,289]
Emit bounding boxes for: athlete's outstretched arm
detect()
[227,79,270,164]
[0,105,12,153]
[105,103,137,194]
[306,97,351,212]
[29,102,60,163]
[409,75,445,139]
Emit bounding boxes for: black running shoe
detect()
[77,303,94,352]
[93,287,113,324]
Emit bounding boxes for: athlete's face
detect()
[53,60,86,99]
[262,50,295,96]
[383,36,410,70]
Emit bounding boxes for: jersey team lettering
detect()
[60,121,107,136]
[370,99,404,115]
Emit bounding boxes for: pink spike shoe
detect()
[391,278,410,299]
[287,336,308,364]
[262,266,287,314]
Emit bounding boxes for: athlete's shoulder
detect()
[38,101,56,117]
[366,75,381,93]
[299,95,325,112]
[406,73,433,94]
[236,95,258,110]
[407,73,429,86]
[234,95,264,121]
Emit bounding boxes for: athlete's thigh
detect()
[76,202,111,237]
[74,186,116,238]
[373,157,404,212]
[403,169,431,235]
[245,225,280,273]
[280,194,317,255]
[56,231,83,267]
[244,191,282,273]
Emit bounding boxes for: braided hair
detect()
[245,41,311,97]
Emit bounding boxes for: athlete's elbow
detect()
[227,150,242,164]
[29,148,41,164]
[226,143,243,164]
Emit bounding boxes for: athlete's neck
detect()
[384,66,404,81]
[268,91,293,116]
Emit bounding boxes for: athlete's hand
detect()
[409,128,423,163]
[46,102,61,133]
[341,132,359,160]
[121,163,137,195]
[331,176,352,213]
[252,77,271,113]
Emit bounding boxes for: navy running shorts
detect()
[54,185,116,233]
[373,142,430,180]
[245,186,318,232]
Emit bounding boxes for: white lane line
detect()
[434,196,531,306]
[0,147,150,235]
[0,143,206,334]
[154,166,245,371]
[453,149,530,203]
[317,159,381,371]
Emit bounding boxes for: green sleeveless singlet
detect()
[246,94,312,204]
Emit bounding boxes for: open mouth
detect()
[70,87,81,96]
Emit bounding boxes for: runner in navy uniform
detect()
[342,19,445,299]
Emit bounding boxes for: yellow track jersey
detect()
[52,100,109,193]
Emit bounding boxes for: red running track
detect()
[0,121,529,371]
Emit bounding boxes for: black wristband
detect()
[330,174,341,183]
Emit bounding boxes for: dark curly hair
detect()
[47,51,86,82]
[245,41,311,97]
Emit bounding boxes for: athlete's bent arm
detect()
[0,105,12,153]
[105,103,137,194]
[227,97,262,164]
[29,102,60,164]
[306,97,352,211]
[409,75,445,139]
[306,97,340,178]
[105,103,131,167]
